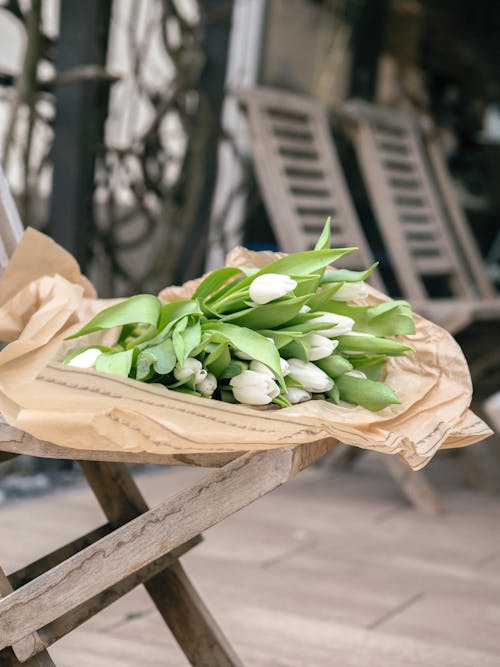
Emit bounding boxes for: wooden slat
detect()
[0,440,335,650]
[344,100,476,300]
[236,87,384,290]
[0,567,56,665]
[0,168,24,264]
[426,136,497,298]
[0,413,241,468]
[9,525,113,589]
[12,537,202,662]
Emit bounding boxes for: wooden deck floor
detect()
[1,446,500,666]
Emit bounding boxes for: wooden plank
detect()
[0,567,55,666]
[383,456,444,514]
[0,167,24,264]
[12,537,202,662]
[0,414,241,468]
[427,137,497,298]
[0,440,334,649]
[9,525,113,589]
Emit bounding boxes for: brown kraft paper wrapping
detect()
[0,229,492,470]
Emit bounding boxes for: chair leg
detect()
[79,461,244,667]
[383,456,444,514]
[0,568,56,666]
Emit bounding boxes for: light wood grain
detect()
[80,460,243,667]
[0,440,335,650]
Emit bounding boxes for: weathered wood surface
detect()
[343,101,474,303]
[80,461,243,667]
[0,414,240,468]
[0,567,55,666]
[0,439,335,650]
[0,168,23,275]
[11,537,201,662]
[237,87,384,288]
[2,458,500,667]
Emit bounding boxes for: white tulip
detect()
[280,357,290,376]
[196,372,217,395]
[249,358,290,378]
[249,360,274,377]
[249,273,297,305]
[331,281,368,301]
[174,358,207,383]
[230,370,280,405]
[305,334,339,361]
[287,359,334,392]
[299,305,311,313]
[308,312,355,337]
[285,387,312,404]
[67,348,102,369]
[345,370,367,379]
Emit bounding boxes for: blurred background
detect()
[0,0,498,295]
[0,0,499,498]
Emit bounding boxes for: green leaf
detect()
[351,355,387,381]
[314,217,331,251]
[221,295,310,329]
[66,295,161,340]
[219,247,357,301]
[321,264,378,284]
[148,338,177,375]
[95,348,135,378]
[135,350,158,381]
[205,343,231,377]
[158,300,201,333]
[202,321,284,389]
[292,274,322,297]
[257,330,295,349]
[182,320,202,359]
[279,338,310,362]
[219,359,248,379]
[193,267,243,301]
[220,387,237,403]
[325,385,340,404]
[272,394,293,408]
[63,345,113,364]
[323,300,415,337]
[315,354,353,377]
[306,283,343,311]
[337,335,413,356]
[172,318,187,365]
[284,374,305,388]
[335,374,400,411]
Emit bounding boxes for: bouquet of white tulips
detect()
[65,220,415,412]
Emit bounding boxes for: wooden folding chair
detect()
[343,101,500,484]
[342,100,500,333]
[234,87,444,514]
[0,167,337,665]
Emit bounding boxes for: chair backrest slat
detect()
[0,168,23,275]
[236,87,384,289]
[343,101,494,301]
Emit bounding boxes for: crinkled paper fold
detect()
[0,229,491,470]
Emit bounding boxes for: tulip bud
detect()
[300,305,311,313]
[67,348,102,369]
[341,331,375,355]
[308,312,354,337]
[287,359,334,392]
[196,372,217,395]
[305,334,339,361]
[250,358,290,378]
[331,281,368,301]
[285,387,312,404]
[249,273,297,305]
[174,357,207,383]
[230,370,280,405]
[345,370,368,379]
